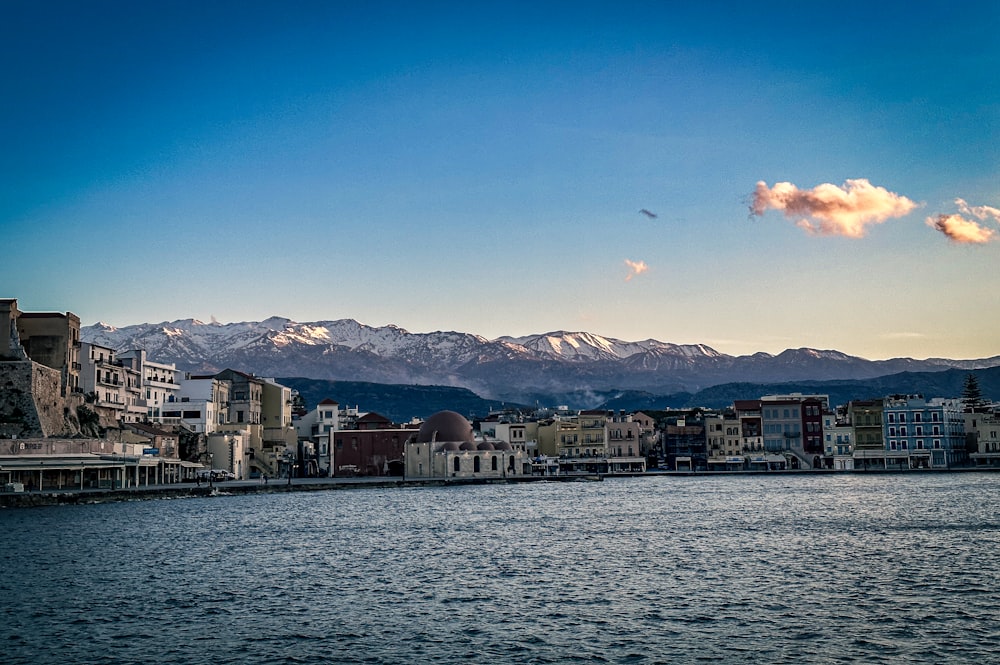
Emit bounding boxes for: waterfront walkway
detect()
[0,473,604,507]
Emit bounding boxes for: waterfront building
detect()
[404,410,531,480]
[631,411,660,457]
[296,397,339,474]
[760,394,827,468]
[967,409,1000,466]
[206,430,248,479]
[606,412,642,457]
[705,411,744,470]
[849,399,885,469]
[257,378,297,477]
[734,400,763,453]
[0,436,198,490]
[822,410,854,470]
[662,416,706,471]
[883,395,967,469]
[493,420,540,459]
[330,412,409,477]
[167,374,230,433]
[604,410,647,474]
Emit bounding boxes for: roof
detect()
[416,410,474,444]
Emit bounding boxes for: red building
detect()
[331,413,414,477]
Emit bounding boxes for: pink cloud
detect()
[750,178,919,238]
[624,259,648,281]
[926,213,997,244]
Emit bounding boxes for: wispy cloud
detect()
[750,179,918,238]
[878,331,927,340]
[624,259,648,281]
[926,213,997,244]
[957,198,1000,224]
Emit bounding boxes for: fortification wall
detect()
[0,361,80,437]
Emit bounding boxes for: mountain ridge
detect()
[82,317,1000,404]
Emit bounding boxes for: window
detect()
[491,456,498,471]
[453,457,460,472]
[474,457,481,473]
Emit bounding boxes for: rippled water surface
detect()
[3,473,1000,664]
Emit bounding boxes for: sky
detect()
[2,0,998,361]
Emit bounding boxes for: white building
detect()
[117,349,179,422]
[166,374,229,434]
[79,342,128,423]
[823,411,854,470]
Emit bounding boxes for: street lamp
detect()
[208,453,214,488]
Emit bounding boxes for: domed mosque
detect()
[405,410,529,480]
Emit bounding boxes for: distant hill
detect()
[279,378,522,423]
[595,366,1000,412]
[280,366,1000,420]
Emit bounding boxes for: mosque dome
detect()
[417,410,475,444]
[477,441,496,451]
[436,441,462,452]
[494,441,514,451]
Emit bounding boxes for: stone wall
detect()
[0,361,81,438]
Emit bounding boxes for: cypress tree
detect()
[961,373,985,413]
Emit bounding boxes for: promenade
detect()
[0,473,605,507]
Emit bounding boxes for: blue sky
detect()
[2,1,998,360]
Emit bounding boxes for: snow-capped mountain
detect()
[81,317,1000,403]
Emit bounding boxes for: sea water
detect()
[2,473,999,664]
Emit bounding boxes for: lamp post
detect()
[208,453,214,488]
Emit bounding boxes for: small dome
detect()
[417,410,475,444]
[459,441,477,451]
[436,441,461,452]
[494,441,514,451]
[477,441,496,451]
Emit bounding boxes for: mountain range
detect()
[81,317,1000,409]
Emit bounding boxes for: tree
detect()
[961,373,987,413]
